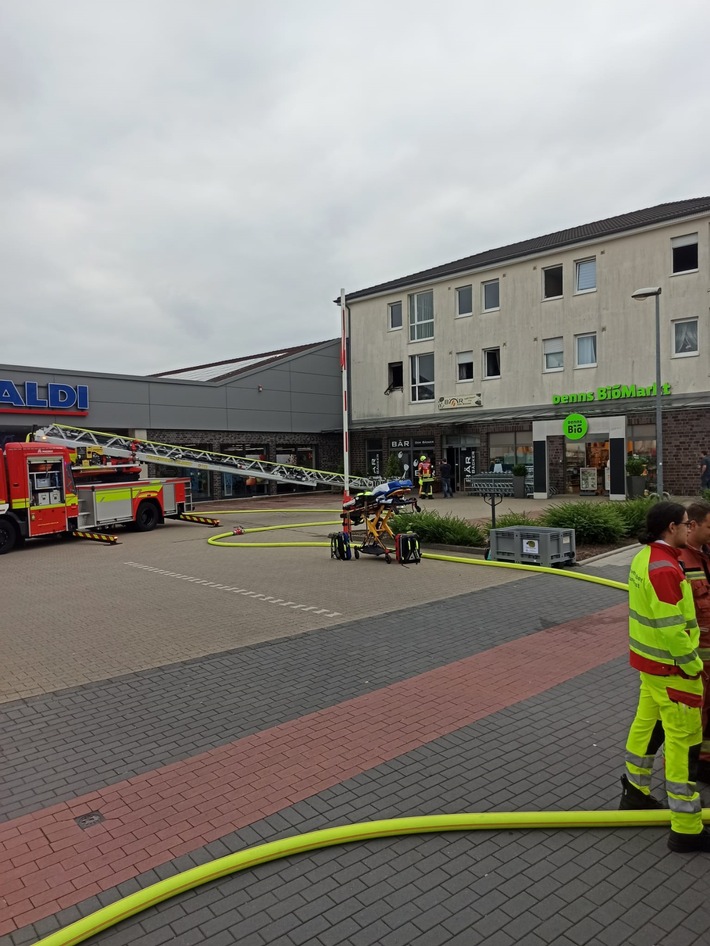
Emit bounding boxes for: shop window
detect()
[456,285,473,317]
[672,233,698,274]
[543,264,563,299]
[366,438,383,478]
[489,432,532,472]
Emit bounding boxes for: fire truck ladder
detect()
[33,424,382,491]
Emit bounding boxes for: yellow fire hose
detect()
[32,808,702,946]
[204,515,629,592]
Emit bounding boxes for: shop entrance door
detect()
[564,439,609,495]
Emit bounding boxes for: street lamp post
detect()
[631,287,663,498]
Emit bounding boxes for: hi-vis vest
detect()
[628,542,702,677]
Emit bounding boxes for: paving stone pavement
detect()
[2,521,710,946]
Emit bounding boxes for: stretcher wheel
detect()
[354,548,360,559]
[385,553,392,564]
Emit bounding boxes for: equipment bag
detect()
[395,532,421,565]
[330,532,352,561]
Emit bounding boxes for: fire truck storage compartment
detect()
[77,482,177,529]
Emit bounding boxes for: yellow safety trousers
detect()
[625,671,703,834]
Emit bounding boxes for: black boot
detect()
[668,828,710,852]
[618,774,665,810]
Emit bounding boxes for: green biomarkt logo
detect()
[563,413,588,440]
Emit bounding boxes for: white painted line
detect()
[123,563,339,617]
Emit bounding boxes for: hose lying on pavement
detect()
[206,519,629,592]
[33,809,704,946]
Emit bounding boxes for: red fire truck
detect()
[0,441,194,554]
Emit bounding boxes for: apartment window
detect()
[673,319,698,356]
[456,285,473,317]
[483,347,501,379]
[410,352,435,401]
[575,258,596,293]
[456,351,474,381]
[543,265,563,299]
[482,279,500,311]
[387,361,404,392]
[543,337,564,372]
[672,234,698,274]
[408,290,434,341]
[575,333,597,367]
[388,301,402,330]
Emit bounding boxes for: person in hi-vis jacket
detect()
[620,501,710,852]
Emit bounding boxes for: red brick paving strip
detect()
[0,603,626,934]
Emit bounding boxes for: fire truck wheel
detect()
[0,518,18,554]
[133,501,161,532]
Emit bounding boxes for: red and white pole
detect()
[340,288,350,498]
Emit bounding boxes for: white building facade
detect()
[342,197,710,498]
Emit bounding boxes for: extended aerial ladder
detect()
[33,424,382,492]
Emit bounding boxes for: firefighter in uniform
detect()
[678,499,710,782]
[417,455,434,499]
[620,501,710,852]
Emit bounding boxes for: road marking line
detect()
[123,563,341,617]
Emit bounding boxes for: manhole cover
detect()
[75,811,105,829]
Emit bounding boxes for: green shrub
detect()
[511,463,527,477]
[702,488,710,502]
[540,501,625,544]
[384,453,404,479]
[625,457,646,476]
[613,496,658,538]
[483,511,539,535]
[389,510,486,547]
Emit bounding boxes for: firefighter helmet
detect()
[420,455,427,461]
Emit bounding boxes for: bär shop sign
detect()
[552,382,672,405]
[0,379,90,415]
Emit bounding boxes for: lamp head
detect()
[631,287,662,300]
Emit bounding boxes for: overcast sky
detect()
[2,0,709,375]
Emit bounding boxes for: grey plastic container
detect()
[489,526,576,567]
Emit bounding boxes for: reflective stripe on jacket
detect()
[628,542,702,677]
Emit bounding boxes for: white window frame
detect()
[456,350,474,382]
[388,301,403,331]
[671,233,699,275]
[574,258,596,294]
[482,279,500,312]
[543,264,564,300]
[543,337,564,373]
[575,333,597,368]
[671,318,698,357]
[456,284,473,318]
[410,352,435,402]
[483,347,501,379]
[408,290,434,341]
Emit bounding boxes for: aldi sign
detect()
[0,380,90,415]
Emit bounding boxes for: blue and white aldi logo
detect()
[0,380,90,415]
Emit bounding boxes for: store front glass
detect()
[627,424,657,492]
[488,432,533,472]
[564,439,610,495]
[275,445,316,493]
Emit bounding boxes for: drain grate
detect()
[75,811,105,829]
